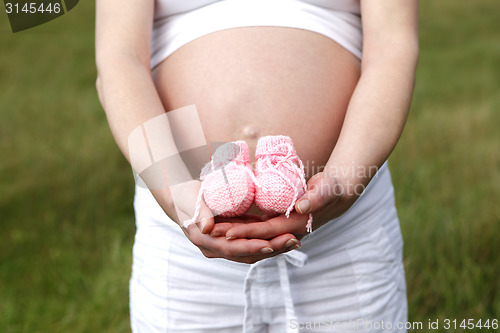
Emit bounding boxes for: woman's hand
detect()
[209,170,363,241]
[210,212,309,242]
[294,170,361,226]
[168,181,301,264]
[182,219,302,264]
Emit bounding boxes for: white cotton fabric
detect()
[130,162,408,332]
[150,0,363,68]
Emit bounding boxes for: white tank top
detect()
[151,0,362,68]
[154,0,361,19]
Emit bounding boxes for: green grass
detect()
[0,0,499,332]
[390,0,500,329]
[0,3,134,332]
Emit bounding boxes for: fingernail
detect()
[292,244,301,250]
[285,239,299,248]
[210,232,221,237]
[260,247,274,254]
[297,199,311,214]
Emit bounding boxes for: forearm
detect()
[95,0,196,225]
[96,56,183,219]
[96,56,167,162]
[327,46,419,185]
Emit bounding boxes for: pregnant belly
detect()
[152,27,360,178]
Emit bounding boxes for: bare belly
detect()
[153,27,360,178]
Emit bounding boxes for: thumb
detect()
[197,204,215,234]
[180,199,215,233]
[295,172,341,214]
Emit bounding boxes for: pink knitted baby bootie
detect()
[187,141,256,225]
[254,135,313,232]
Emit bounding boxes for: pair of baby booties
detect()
[189,135,312,232]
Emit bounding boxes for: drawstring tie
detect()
[243,251,308,333]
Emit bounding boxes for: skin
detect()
[95,0,419,264]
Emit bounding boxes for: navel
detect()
[242,125,260,139]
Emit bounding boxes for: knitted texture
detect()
[200,141,255,218]
[184,137,313,232]
[255,135,313,232]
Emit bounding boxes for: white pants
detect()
[130,162,408,332]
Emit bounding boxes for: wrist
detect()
[323,162,378,198]
[150,186,179,222]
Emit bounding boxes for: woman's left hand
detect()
[210,212,310,242]
[210,170,363,240]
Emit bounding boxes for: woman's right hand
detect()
[168,180,301,264]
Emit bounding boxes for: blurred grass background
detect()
[0,0,498,332]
